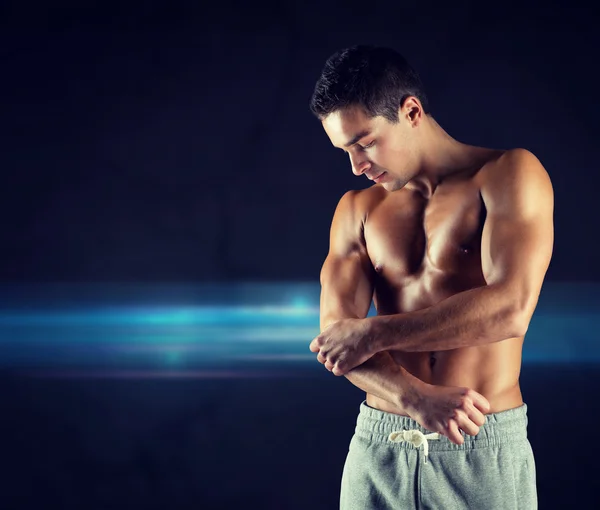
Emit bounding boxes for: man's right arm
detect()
[319,190,424,410]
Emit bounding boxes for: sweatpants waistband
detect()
[355,401,529,452]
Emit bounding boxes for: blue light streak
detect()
[0,283,597,375]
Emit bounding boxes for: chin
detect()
[382,179,405,192]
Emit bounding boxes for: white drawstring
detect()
[388,429,441,464]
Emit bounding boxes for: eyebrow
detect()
[344,130,372,148]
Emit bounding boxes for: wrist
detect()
[398,370,428,411]
[367,316,387,352]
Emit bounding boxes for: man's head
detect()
[310,45,431,191]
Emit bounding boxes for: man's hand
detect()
[405,382,491,445]
[309,318,378,376]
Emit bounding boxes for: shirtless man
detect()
[308,46,553,509]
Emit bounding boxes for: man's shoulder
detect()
[496,148,543,170]
[476,148,553,208]
[336,185,386,216]
[476,148,549,191]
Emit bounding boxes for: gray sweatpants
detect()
[340,402,537,509]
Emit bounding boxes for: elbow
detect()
[510,310,529,338]
[320,315,342,333]
[493,282,538,338]
[509,300,536,338]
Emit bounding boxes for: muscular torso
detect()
[360,151,524,415]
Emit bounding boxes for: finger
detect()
[326,351,337,365]
[335,356,357,376]
[325,360,335,372]
[467,389,490,414]
[317,352,326,364]
[332,363,345,376]
[455,409,480,437]
[446,419,464,445]
[464,400,486,427]
[309,338,320,353]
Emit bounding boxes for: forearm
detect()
[344,351,423,408]
[372,284,526,352]
[321,315,423,408]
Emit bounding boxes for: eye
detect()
[360,140,376,150]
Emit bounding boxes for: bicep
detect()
[319,191,374,330]
[481,150,554,316]
[320,252,374,330]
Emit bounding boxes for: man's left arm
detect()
[374,149,554,353]
[312,149,554,375]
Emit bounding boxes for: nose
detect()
[349,152,371,176]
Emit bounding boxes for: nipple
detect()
[430,352,436,368]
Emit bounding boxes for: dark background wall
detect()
[1,3,600,509]
[1,1,598,283]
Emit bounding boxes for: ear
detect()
[398,96,423,127]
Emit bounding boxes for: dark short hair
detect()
[309,45,429,123]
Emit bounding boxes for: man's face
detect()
[321,105,418,192]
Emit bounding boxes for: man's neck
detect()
[405,118,487,198]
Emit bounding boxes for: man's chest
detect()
[363,182,486,280]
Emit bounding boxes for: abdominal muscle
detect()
[365,336,525,416]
